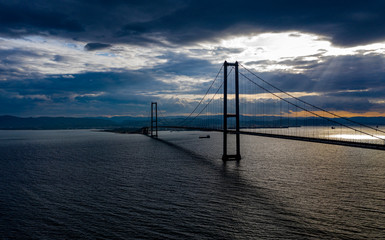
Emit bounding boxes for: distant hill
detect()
[0,115,384,130]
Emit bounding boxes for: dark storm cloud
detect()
[154,53,217,77]
[95,0,385,46]
[84,43,111,51]
[20,71,172,94]
[1,0,385,47]
[0,1,84,36]
[0,70,175,116]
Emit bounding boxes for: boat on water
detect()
[199,135,210,139]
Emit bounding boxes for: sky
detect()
[1,0,385,117]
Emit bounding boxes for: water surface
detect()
[0,130,384,239]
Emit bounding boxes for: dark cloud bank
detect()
[1,0,385,46]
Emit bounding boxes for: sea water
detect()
[0,130,384,239]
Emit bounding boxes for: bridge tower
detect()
[151,102,158,138]
[222,61,241,161]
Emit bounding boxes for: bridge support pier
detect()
[222,61,241,161]
[151,102,158,138]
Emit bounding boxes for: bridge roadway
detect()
[156,126,385,151]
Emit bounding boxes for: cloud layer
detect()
[1,0,385,46]
[1,0,385,117]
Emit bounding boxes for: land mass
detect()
[1,115,385,130]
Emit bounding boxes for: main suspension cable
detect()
[240,63,385,135]
[184,67,233,125]
[240,71,385,142]
[177,64,224,125]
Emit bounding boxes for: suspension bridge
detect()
[144,61,385,161]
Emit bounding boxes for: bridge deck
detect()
[156,126,385,151]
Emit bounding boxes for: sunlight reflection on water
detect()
[330,134,385,140]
